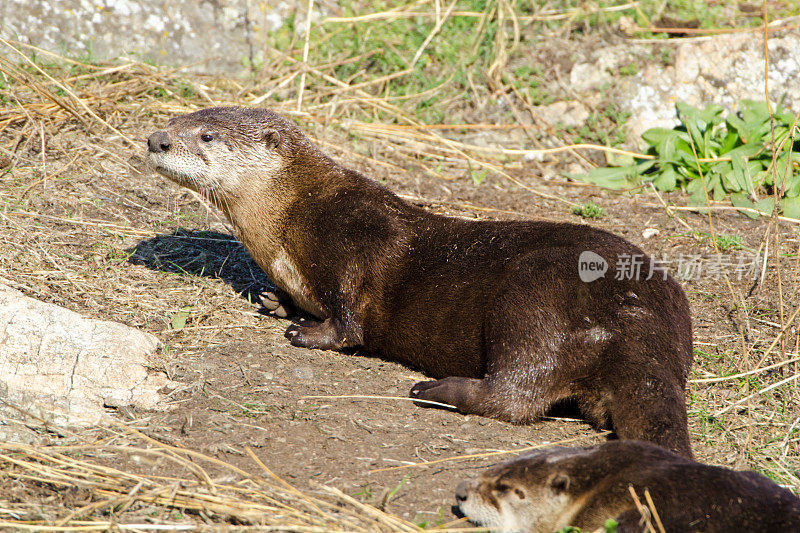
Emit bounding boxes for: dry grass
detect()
[0,425,431,531]
[1,2,799,530]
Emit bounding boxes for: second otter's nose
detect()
[455,481,471,502]
[148,131,171,153]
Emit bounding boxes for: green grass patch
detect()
[569,103,631,147]
[714,234,743,251]
[568,0,793,36]
[264,0,551,124]
[572,201,606,219]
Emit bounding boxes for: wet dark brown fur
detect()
[456,440,800,532]
[146,107,694,457]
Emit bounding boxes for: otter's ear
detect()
[550,473,570,493]
[263,129,281,149]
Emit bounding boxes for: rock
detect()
[616,32,800,145]
[568,32,800,147]
[0,420,44,445]
[292,367,315,380]
[642,228,660,239]
[570,61,613,93]
[618,15,637,37]
[0,283,173,428]
[618,68,683,144]
[535,100,591,128]
[570,44,642,93]
[0,0,298,74]
[565,162,585,175]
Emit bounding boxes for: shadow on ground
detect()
[127,229,274,300]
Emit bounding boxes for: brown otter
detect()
[455,440,800,532]
[145,107,694,456]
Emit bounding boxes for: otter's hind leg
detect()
[410,271,578,422]
[410,375,552,422]
[410,256,582,422]
[410,377,485,412]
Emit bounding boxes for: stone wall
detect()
[1,0,296,74]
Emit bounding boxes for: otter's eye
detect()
[200,133,214,142]
[494,483,511,493]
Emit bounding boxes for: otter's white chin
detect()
[459,500,525,533]
[145,154,170,178]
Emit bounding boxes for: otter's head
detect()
[455,447,596,533]
[146,107,306,207]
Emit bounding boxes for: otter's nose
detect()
[455,481,471,502]
[147,131,171,153]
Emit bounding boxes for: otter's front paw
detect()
[260,290,293,318]
[284,319,341,350]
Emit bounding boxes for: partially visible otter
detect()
[455,440,800,532]
[145,107,694,456]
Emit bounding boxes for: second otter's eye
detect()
[200,133,214,142]
[494,483,511,493]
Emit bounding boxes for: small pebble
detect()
[293,367,314,380]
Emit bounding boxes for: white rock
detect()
[535,100,591,128]
[642,228,660,239]
[615,32,800,145]
[570,62,612,92]
[570,43,641,92]
[0,283,173,428]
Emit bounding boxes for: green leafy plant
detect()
[573,201,606,219]
[617,62,639,76]
[556,520,617,533]
[571,100,800,219]
[468,159,488,186]
[511,65,553,106]
[170,307,191,331]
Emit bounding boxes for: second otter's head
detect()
[455,447,597,533]
[146,107,310,206]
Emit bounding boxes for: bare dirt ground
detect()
[1,16,799,531]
